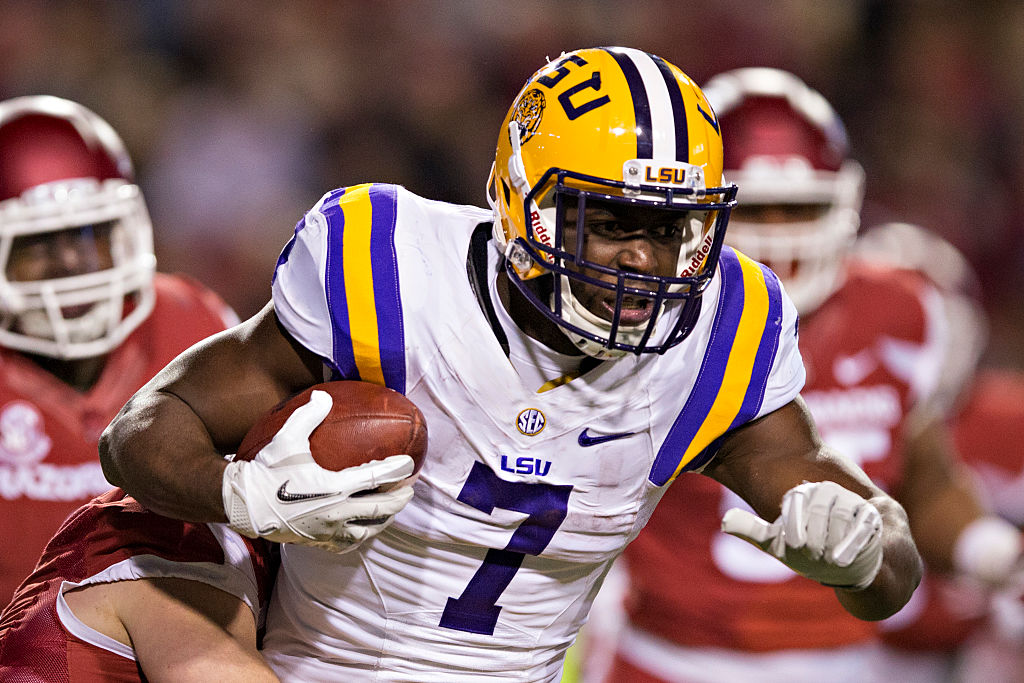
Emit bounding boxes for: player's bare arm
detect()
[900,415,1023,589]
[63,578,278,682]
[703,396,923,621]
[100,302,414,552]
[897,417,985,570]
[99,302,322,522]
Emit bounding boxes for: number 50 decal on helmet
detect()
[487,46,737,359]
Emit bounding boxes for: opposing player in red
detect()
[854,223,1024,682]
[873,368,1024,683]
[942,370,1024,681]
[597,69,1023,682]
[0,95,238,605]
[0,487,279,682]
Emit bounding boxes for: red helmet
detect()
[0,96,155,359]
[702,68,864,314]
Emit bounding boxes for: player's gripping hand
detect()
[222,390,415,553]
[721,480,883,590]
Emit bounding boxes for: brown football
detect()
[235,381,428,473]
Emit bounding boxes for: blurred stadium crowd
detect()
[1,0,1021,367]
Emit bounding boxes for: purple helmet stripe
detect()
[650,54,689,163]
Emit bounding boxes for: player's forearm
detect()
[834,494,922,621]
[100,389,229,523]
[906,480,985,572]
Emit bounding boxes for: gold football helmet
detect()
[488,47,736,358]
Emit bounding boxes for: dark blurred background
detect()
[2,0,1021,368]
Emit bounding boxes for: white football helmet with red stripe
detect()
[0,96,155,359]
[702,68,864,314]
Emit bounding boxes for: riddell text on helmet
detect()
[530,210,553,246]
[680,231,714,277]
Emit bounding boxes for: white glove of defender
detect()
[721,480,884,590]
[222,390,415,553]
[991,570,1024,643]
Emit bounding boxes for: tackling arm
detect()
[898,416,1022,582]
[64,578,278,683]
[703,396,923,621]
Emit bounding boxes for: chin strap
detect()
[506,121,531,196]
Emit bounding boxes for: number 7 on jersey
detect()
[440,461,573,635]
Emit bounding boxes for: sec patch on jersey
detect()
[235,381,428,474]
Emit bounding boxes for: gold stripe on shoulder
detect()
[340,184,386,386]
[670,253,771,479]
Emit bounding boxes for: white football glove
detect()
[990,570,1024,643]
[222,390,415,553]
[721,480,884,590]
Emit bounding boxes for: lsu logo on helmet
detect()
[513,89,546,145]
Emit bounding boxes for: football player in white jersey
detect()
[100,48,922,682]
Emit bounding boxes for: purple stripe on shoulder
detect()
[649,248,744,485]
[367,184,406,395]
[727,263,784,430]
[272,218,306,285]
[322,188,359,380]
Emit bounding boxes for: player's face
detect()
[6,222,115,283]
[562,197,691,325]
[6,222,115,317]
[728,202,830,282]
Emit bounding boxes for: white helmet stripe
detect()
[610,47,679,161]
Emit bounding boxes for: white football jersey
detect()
[266,183,804,682]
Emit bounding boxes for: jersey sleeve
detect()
[759,275,804,416]
[0,490,277,680]
[272,184,408,393]
[652,248,805,481]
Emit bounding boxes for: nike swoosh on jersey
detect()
[276,481,335,503]
[578,428,636,447]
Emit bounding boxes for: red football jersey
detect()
[879,369,1024,651]
[949,370,1024,526]
[622,262,946,651]
[0,273,235,605]
[0,488,276,682]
